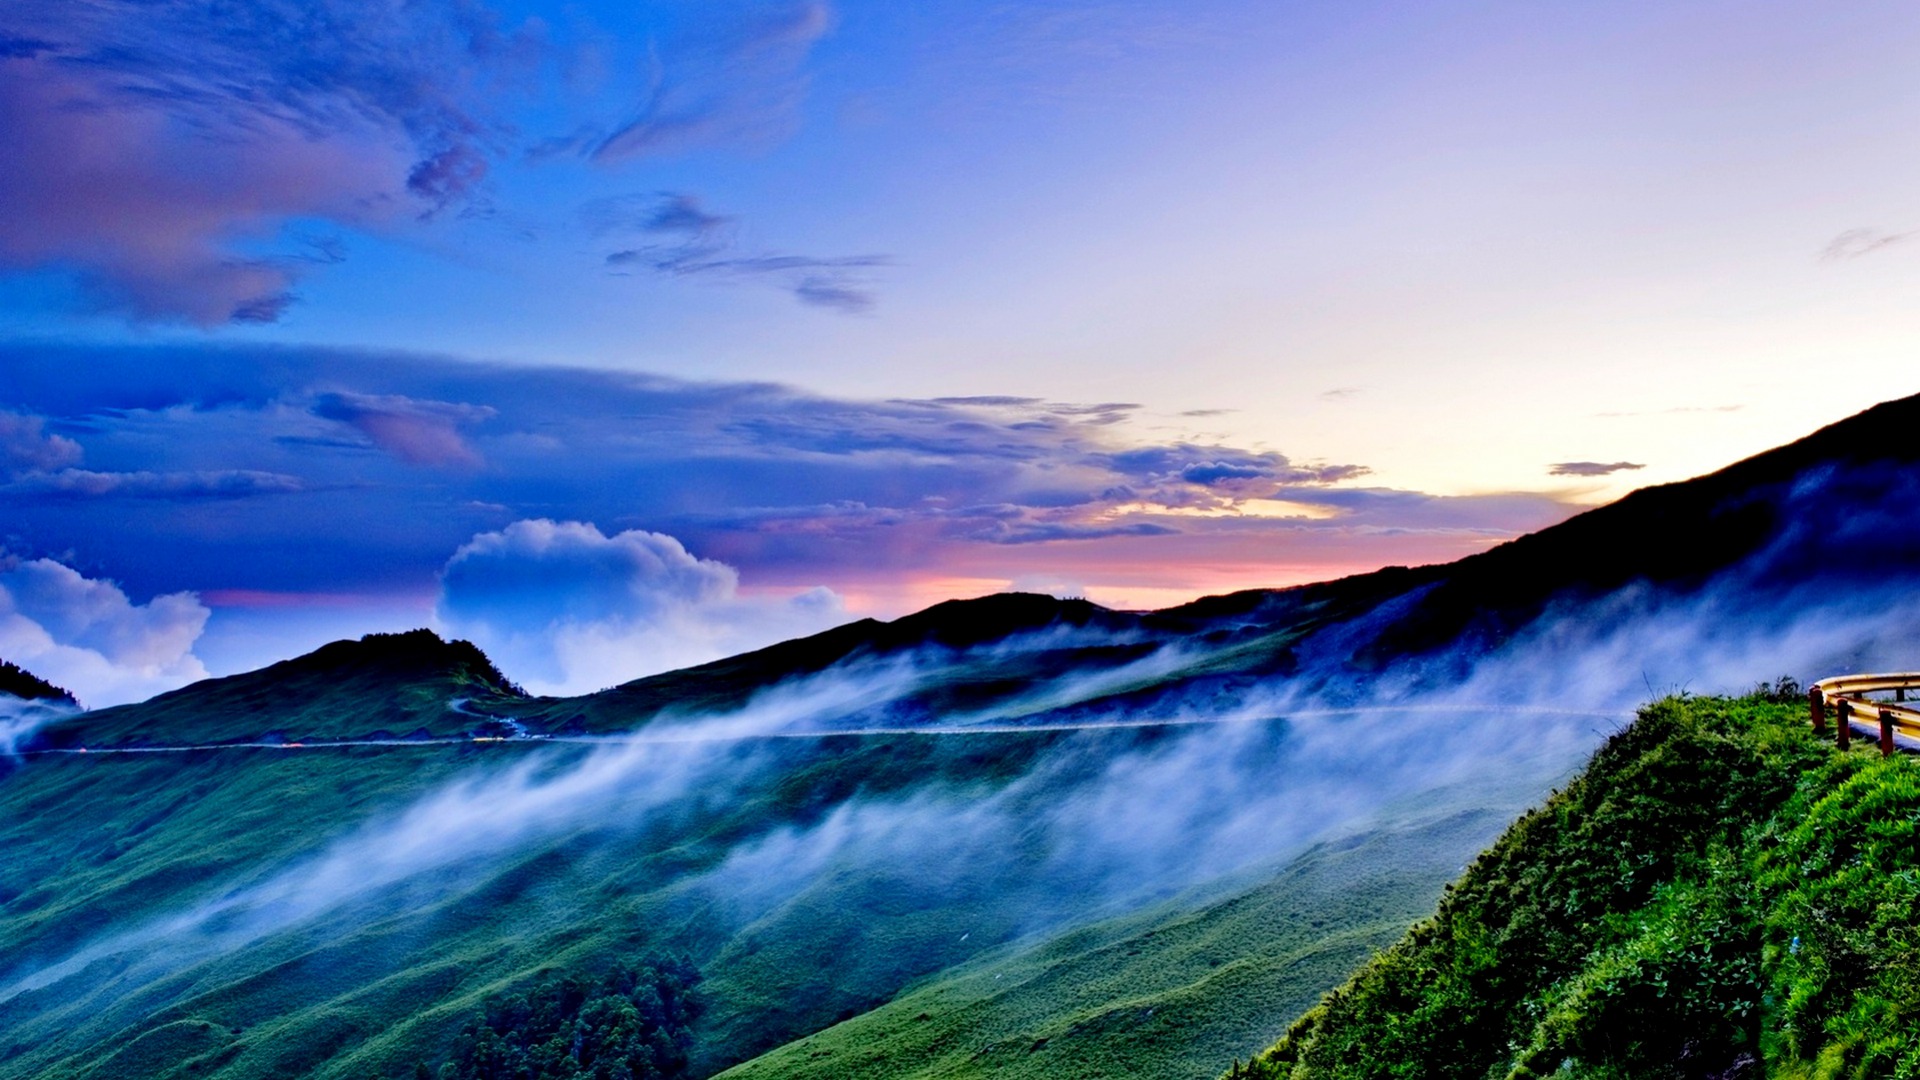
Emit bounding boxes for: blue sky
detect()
[3,0,1918,702]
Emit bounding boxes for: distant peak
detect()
[281,629,525,696]
[0,658,78,706]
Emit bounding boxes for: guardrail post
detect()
[1880,709,1897,756]
[1810,687,1826,734]
[1837,699,1852,750]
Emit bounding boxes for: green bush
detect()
[1236,694,1920,1080]
[431,960,702,1080]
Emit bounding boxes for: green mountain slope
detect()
[716,805,1514,1080]
[1240,692,1920,1080]
[0,724,1084,1079]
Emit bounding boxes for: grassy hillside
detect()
[0,723,1084,1079]
[1240,691,1919,1080]
[716,805,1514,1080]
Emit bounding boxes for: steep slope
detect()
[716,804,1515,1080]
[1337,393,1920,680]
[1238,692,1920,1080]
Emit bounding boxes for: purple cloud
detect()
[312,392,496,467]
[0,412,82,473]
[596,190,888,314]
[0,0,543,324]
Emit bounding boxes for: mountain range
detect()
[4,393,1920,1079]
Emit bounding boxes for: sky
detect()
[2,0,1918,704]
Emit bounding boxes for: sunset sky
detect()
[4,0,1919,703]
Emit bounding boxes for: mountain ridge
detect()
[31,389,1920,750]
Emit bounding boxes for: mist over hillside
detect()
[5,395,1920,1079]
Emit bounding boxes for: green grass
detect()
[1241,692,1920,1080]
[714,807,1515,1080]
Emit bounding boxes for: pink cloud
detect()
[0,411,83,473]
[312,391,496,467]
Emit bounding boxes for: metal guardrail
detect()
[1809,673,1920,755]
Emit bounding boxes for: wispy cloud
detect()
[0,2,855,325]
[0,0,546,324]
[594,190,889,313]
[1548,460,1645,477]
[1594,404,1743,418]
[3,469,304,500]
[586,3,834,163]
[0,408,302,500]
[1820,227,1913,261]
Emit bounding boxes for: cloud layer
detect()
[0,343,1575,619]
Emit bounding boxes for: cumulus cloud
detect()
[435,520,848,694]
[0,556,211,707]
[1549,460,1646,477]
